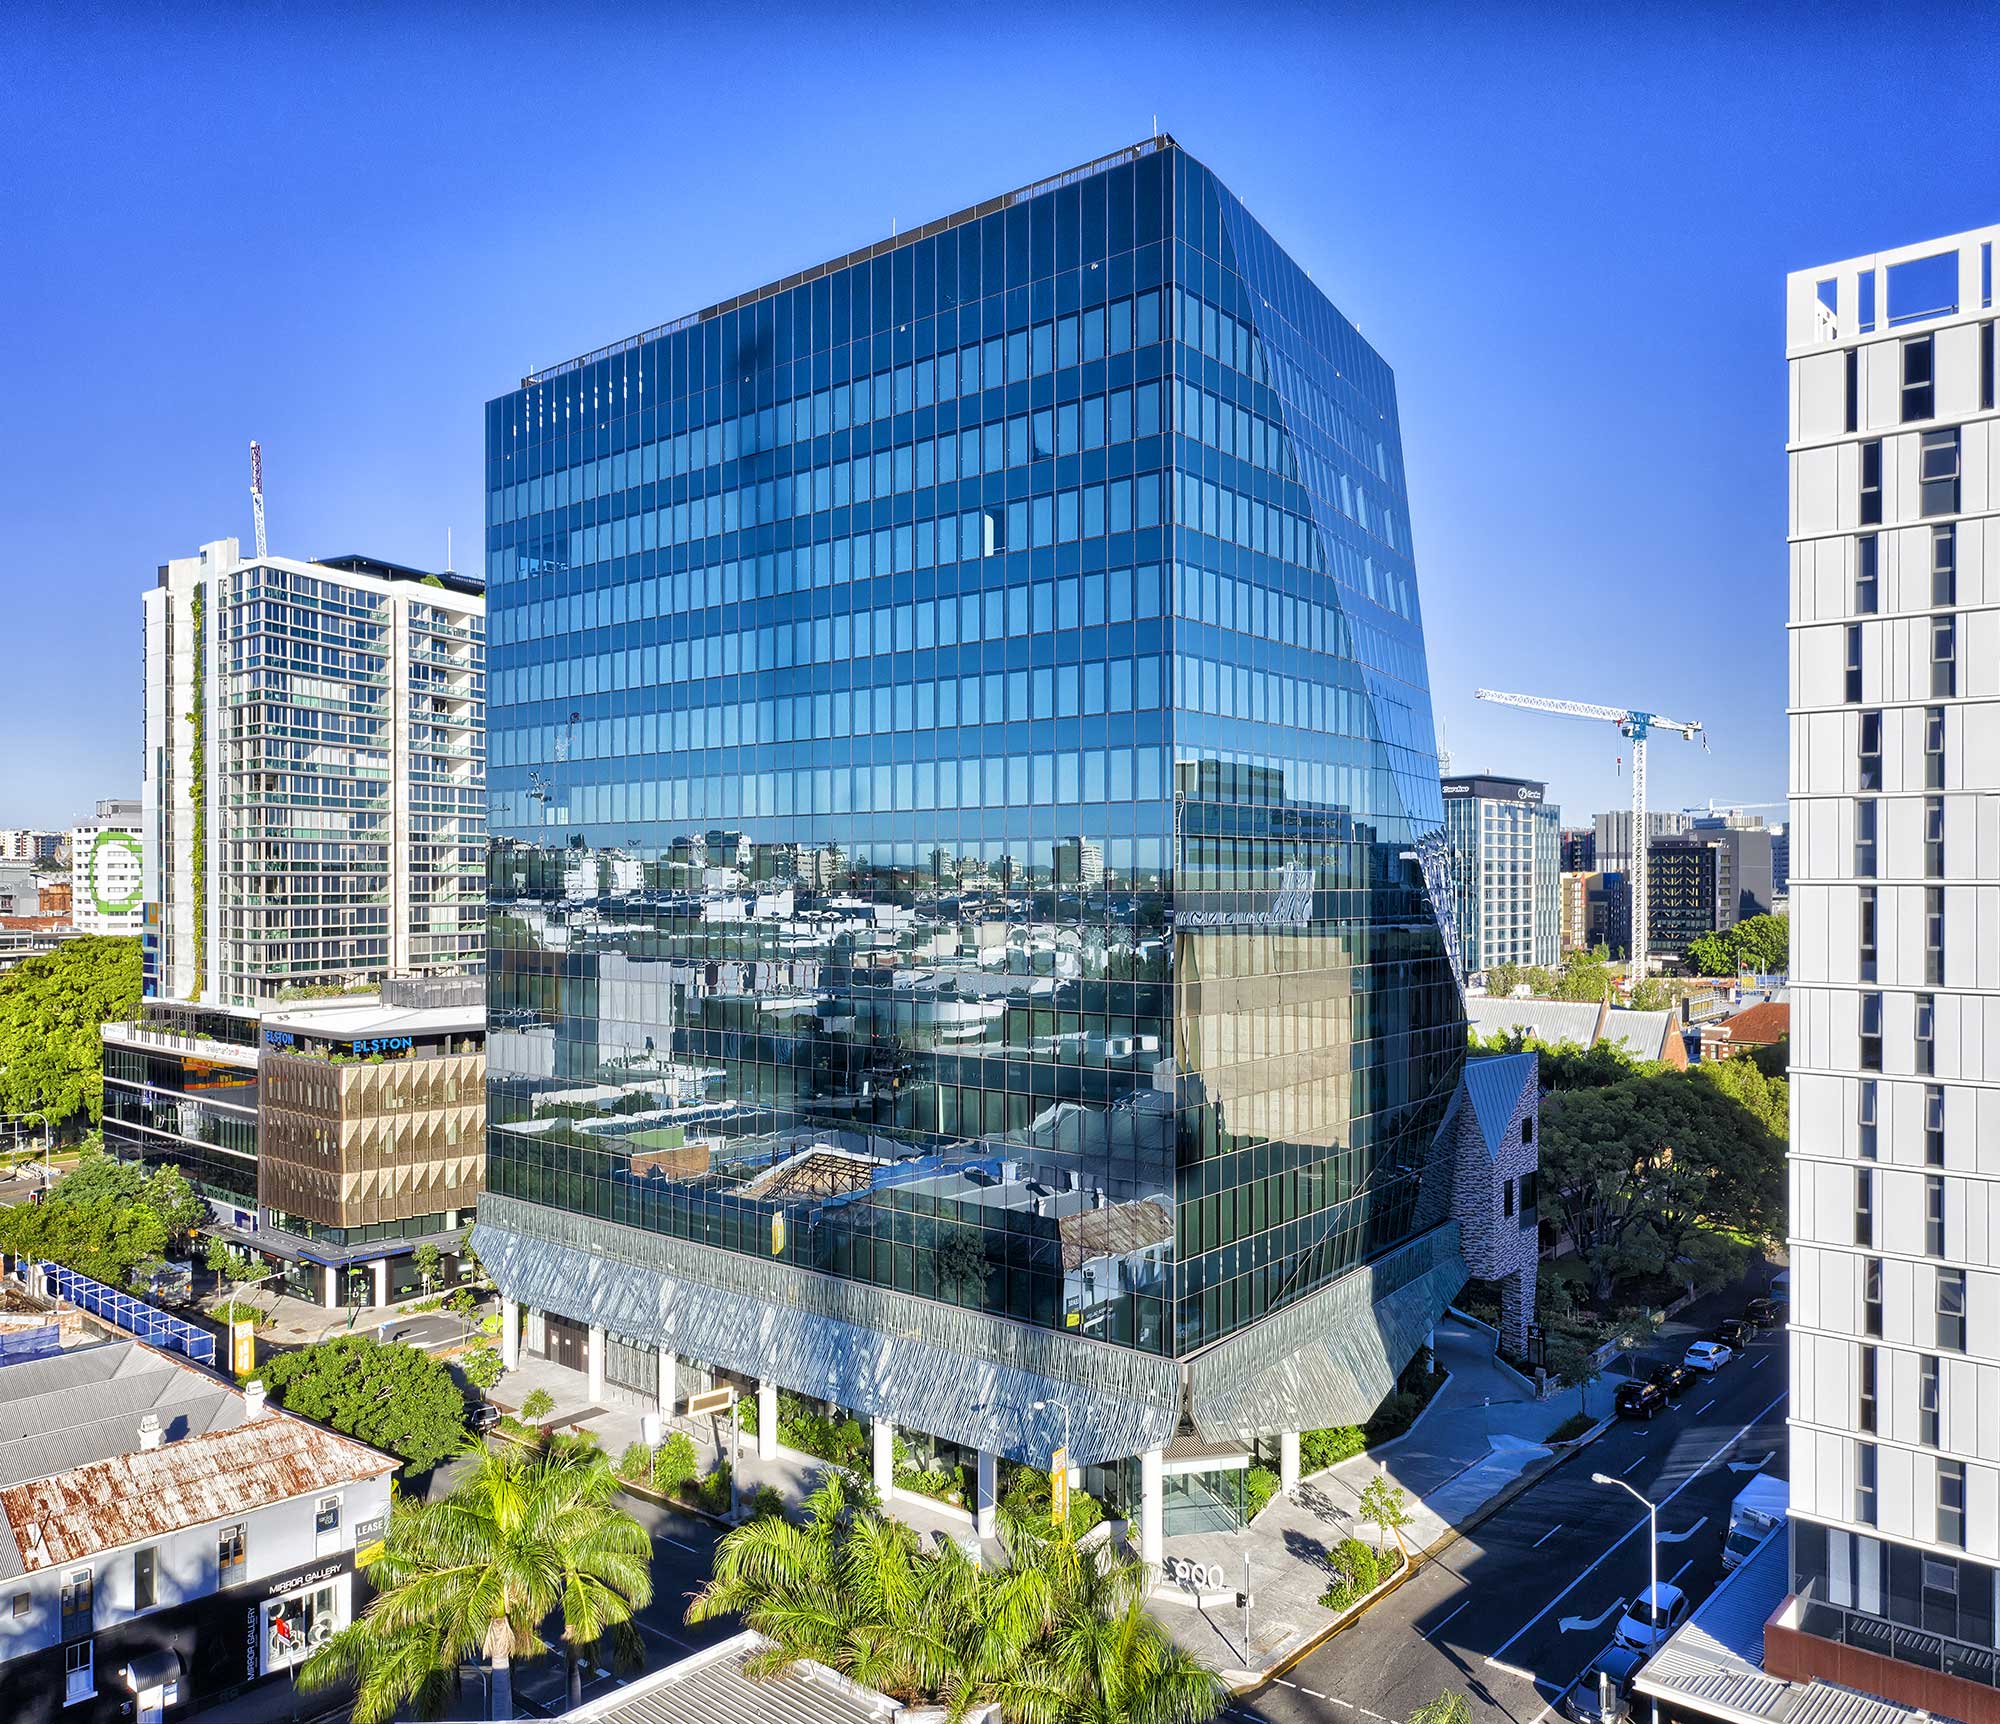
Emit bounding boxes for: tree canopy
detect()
[0,936,140,1130]
[0,1144,204,1287]
[1686,914,1790,978]
[1537,1060,1786,1301]
[260,1335,469,1472]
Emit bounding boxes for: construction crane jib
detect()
[1473,688,1704,983]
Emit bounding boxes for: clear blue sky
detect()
[3,4,1994,830]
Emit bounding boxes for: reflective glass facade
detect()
[482,140,1462,1380]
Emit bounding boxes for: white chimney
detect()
[137,1413,162,1452]
[244,1380,267,1420]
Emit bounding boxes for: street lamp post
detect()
[1592,1471,1661,1724]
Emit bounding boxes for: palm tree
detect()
[299,1440,654,1722]
[687,1474,1224,1724]
[983,1524,1224,1724]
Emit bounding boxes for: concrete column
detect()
[586,1324,605,1403]
[976,1450,999,1539]
[872,1418,895,1498]
[657,1349,677,1417]
[1279,1431,1301,1495]
[1139,1448,1164,1568]
[757,1380,778,1461]
[369,1258,388,1308]
[500,1298,519,1372]
[323,1266,341,1311]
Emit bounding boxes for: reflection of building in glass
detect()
[475,139,1525,1557]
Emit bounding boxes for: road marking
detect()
[1427,1599,1473,1637]
[1303,1690,1328,1701]
[1729,1452,1776,1474]
[1489,1659,1541,1684]
[1533,1522,1564,1548]
[1277,1680,1297,1689]
[1484,1388,1788,1668]
[1621,1454,1646,1475]
[656,1533,702,1552]
[1752,1356,1768,1370]
[1670,1558,1694,1586]
[1558,1597,1626,1635]
[1696,1398,1716,1414]
[1659,1515,1708,1544]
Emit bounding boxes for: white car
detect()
[1614,1581,1689,1650]
[1683,1340,1733,1372]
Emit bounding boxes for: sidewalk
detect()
[1152,1317,1616,1678]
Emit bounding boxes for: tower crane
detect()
[1682,799,1787,820]
[1475,689,1705,982]
[249,440,268,560]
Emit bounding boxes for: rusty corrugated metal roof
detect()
[2,1414,394,1571]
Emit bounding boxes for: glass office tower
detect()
[477,138,1471,1545]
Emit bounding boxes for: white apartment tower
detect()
[1782,225,2000,1714]
[1442,774,1560,974]
[143,539,485,1008]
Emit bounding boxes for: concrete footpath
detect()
[1153,1317,1616,1679]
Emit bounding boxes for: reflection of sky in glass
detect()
[481,140,1461,1361]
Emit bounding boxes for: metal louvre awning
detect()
[1184,1224,1467,1442]
[473,1202,1181,1467]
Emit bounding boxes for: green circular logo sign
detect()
[88,829,144,915]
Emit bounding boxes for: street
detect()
[1237,1320,1788,1724]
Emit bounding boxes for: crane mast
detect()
[1474,688,1705,983]
[249,440,267,560]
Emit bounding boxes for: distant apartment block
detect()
[1443,774,1560,972]
[1593,806,1691,876]
[1559,826,1596,872]
[69,800,143,937]
[143,539,485,1008]
[0,830,63,864]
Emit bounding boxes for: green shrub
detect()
[1550,1411,1597,1443]
[520,1388,555,1423]
[1299,1425,1367,1473]
[615,1442,652,1481]
[697,1461,734,1517]
[1245,1464,1281,1521]
[746,1484,785,1520]
[735,1397,758,1436]
[1319,1536,1401,1612]
[654,1432,699,1495]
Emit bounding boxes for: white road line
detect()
[1534,1521,1565,1548]
[1484,1388,1789,1668]
[1489,1659,1541,1684]
[1427,1599,1473,1637]
[1621,1454,1645,1476]
[1304,1691,1328,1701]
[635,1618,699,1655]
[1696,1398,1716,1414]
[1752,1356,1768,1371]
[657,1534,702,1552]
[1670,1558,1694,1586]
[1277,1679,1297,1689]
[1329,1699,1354,1709]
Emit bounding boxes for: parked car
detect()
[1649,1363,1694,1400]
[1684,1340,1734,1372]
[1713,1317,1755,1348]
[1562,1643,1647,1724]
[1614,1581,1690,1650]
[1615,1380,1666,1421]
[466,1400,502,1434]
[1744,1297,1782,1329]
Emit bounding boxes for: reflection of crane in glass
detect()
[1475,689,1705,983]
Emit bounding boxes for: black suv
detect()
[1744,1298,1782,1329]
[1616,1380,1666,1421]
[1649,1363,1693,1400]
[466,1401,503,1434]
[1713,1317,1755,1348]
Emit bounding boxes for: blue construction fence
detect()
[38,1262,216,1366]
